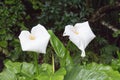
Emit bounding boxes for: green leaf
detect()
[0,60,66,80]
[35,63,53,80]
[0,29,6,34]
[36,73,49,80]
[112,30,120,37]
[21,62,36,77]
[0,41,7,48]
[36,67,66,80]
[4,60,22,73]
[48,30,66,58]
[39,63,53,75]
[51,68,66,80]
[65,63,120,80]
[1,60,36,80]
[48,30,73,68]
[5,0,15,4]
[111,59,120,72]
[0,69,17,80]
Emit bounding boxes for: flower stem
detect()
[34,53,39,75]
[52,53,55,73]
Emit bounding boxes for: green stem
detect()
[52,53,55,73]
[66,40,71,49]
[117,51,120,61]
[34,53,39,75]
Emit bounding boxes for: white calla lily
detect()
[19,24,50,53]
[63,21,96,57]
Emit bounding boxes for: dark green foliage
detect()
[65,63,120,80]
[28,0,92,30]
[0,0,27,60]
[0,60,66,80]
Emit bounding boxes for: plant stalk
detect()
[34,53,39,75]
[52,53,55,73]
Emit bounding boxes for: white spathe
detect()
[63,21,96,57]
[19,24,50,53]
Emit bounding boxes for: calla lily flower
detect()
[19,24,50,53]
[63,21,96,57]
